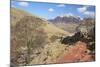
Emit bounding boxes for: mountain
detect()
[48,16,81,23]
[48,16,81,33]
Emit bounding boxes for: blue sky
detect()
[11,1,95,20]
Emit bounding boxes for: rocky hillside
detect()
[11,8,95,66]
[11,8,70,66]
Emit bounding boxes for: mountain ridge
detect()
[48,16,81,23]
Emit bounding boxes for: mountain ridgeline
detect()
[48,16,81,23]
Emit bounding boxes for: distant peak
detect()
[48,15,81,23]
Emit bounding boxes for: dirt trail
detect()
[57,41,94,63]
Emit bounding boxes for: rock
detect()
[61,32,84,45]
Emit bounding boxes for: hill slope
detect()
[11,8,71,65]
[11,8,70,36]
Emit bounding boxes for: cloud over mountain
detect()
[18,2,29,7]
[77,6,95,18]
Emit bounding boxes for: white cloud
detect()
[48,8,54,12]
[84,11,95,17]
[18,2,29,7]
[60,13,83,20]
[77,6,95,18]
[77,6,88,13]
[57,4,66,7]
[67,13,74,16]
[60,13,74,17]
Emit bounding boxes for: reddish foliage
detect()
[57,41,94,63]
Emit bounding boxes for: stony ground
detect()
[29,41,94,65]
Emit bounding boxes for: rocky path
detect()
[57,41,94,63]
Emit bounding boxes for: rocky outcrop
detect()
[61,32,84,45]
